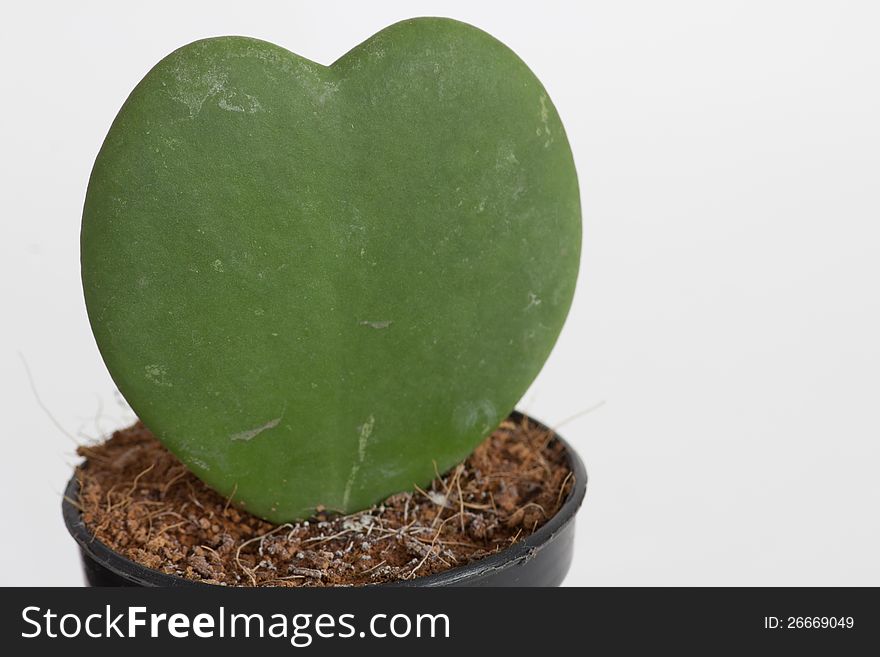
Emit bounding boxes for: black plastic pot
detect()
[63,411,586,587]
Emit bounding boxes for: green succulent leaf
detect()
[81,18,581,522]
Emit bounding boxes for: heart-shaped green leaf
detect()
[82,18,580,522]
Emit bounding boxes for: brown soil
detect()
[74,415,573,586]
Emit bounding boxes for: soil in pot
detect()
[72,414,573,587]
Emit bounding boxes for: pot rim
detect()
[62,410,587,587]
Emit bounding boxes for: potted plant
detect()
[64,16,585,587]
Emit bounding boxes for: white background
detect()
[2,1,878,586]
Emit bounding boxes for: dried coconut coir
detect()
[74,415,574,586]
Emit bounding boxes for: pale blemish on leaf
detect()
[359,320,392,329]
[144,364,172,387]
[218,91,263,114]
[189,457,210,472]
[495,142,519,170]
[525,292,542,310]
[539,94,554,148]
[230,417,282,442]
[315,80,339,105]
[168,62,228,118]
[342,415,375,508]
[453,399,497,435]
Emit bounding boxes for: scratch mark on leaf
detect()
[230,417,281,442]
[342,415,375,508]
